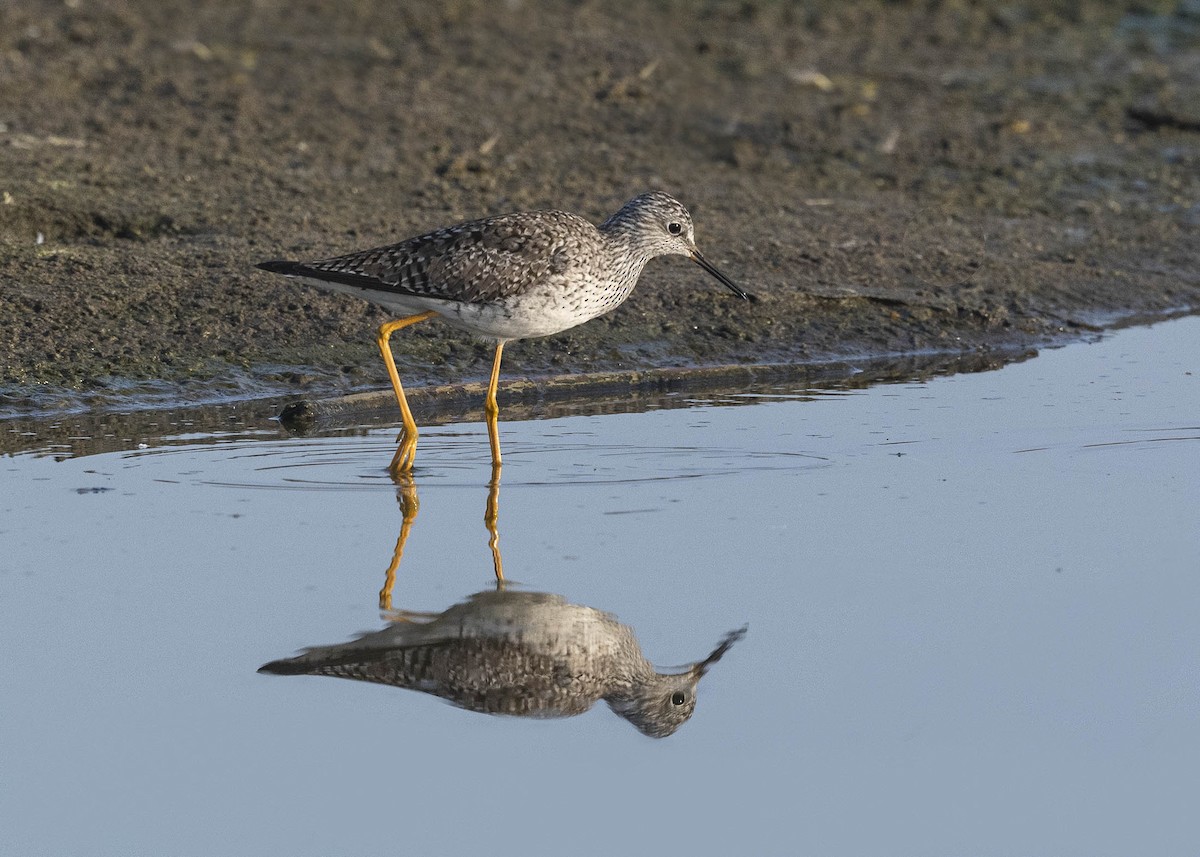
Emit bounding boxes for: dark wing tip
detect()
[256,259,303,275]
[257,658,307,675]
[254,259,402,294]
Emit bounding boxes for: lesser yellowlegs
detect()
[256,191,749,473]
[259,588,747,738]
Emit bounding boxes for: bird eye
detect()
[667,222,683,235]
[671,691,687,706]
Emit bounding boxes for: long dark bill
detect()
[692,624,749,677]
[691,250,751,301]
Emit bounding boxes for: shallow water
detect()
[2,317,1198,856]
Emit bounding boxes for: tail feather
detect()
[258,638,411,676]
[255,259,303,275]
[257,656,313,676]
[255,258,413,296]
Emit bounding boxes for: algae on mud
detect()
[1,1,1198,412]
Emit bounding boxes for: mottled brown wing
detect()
[261,639,590,716]
[297,210,582,304]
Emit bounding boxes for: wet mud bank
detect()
[2,1,1198,416]
[0,345,1031,460]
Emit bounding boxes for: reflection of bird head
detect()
[606,625,748,738]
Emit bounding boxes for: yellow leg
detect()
[379,476,420,611]
[377,311,437,474]
[485,462,505,586]
[483,346,506,586]
[485,341,505,467]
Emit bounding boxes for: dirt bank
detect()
[2,1,1198,416]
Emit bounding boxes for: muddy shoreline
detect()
[2,1,1198,418]
[2,342,1041,459]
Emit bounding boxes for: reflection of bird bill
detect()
[692,624,749,677]
[260,589,746,738]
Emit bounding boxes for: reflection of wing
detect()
[261,211,587,304]
[261,591,577,666]
[258,590,621,717]
[260,636,595,717]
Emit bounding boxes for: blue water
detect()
[2,317,1197,856]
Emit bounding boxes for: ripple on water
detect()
[105,423,833,492]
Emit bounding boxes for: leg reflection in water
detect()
[380,464,505,612]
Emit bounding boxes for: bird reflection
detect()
[262,464,747,737]
[260,588,746,738]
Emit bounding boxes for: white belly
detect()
[298,275,621,341]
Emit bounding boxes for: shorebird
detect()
[256,191,749,473]
[259,588,747,738]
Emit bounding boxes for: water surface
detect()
[2,318,1198,856]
